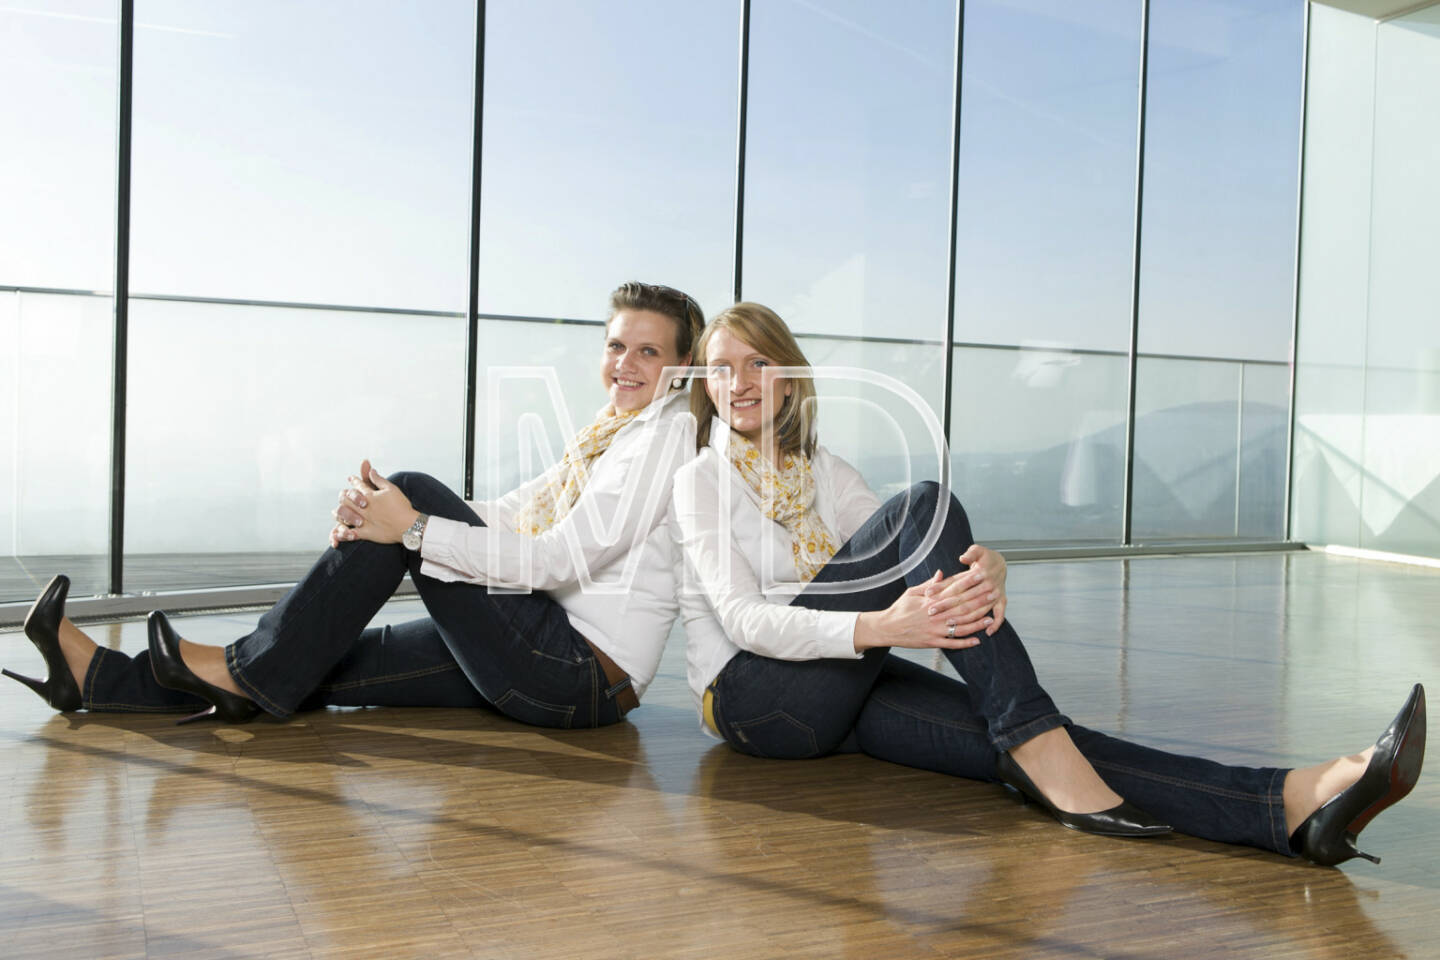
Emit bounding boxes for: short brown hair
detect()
[606,281,703,364]
[690,302,817,458]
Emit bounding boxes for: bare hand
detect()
[330,459,417,546]
[854,570,985,652]
[938,544,1007,635]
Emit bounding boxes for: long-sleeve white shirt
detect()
[417,390,695,698]
[670,418,881,731]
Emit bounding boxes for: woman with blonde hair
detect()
[8,282,701,729]
[670,301,1424,864]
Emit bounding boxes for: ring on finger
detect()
[946,621,956,639]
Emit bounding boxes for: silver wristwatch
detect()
[402,513,429,551]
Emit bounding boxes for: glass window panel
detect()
[949,1,1141,544]
[0,292,113,601]
[1237,361,1288,539]
[1131,356,1285,540]
[0,1,117,291]
[1138,0,1302,362]
[125,301,465,592]
[478,0,737,320]
[1361,8,1440,559]
[129,0,475,310]
[744,0,954,343]
[1289,4,1374,551]
[1,3,116,602]
[954,0,1141,351]
[1134,0,1303,540]
[950,347,1129,543]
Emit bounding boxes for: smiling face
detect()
[601,309,687,413]
[703,326,792,451]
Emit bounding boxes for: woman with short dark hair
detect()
[8,282,703,730]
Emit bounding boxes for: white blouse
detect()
[670,418,882,730]
[417,390,695,698]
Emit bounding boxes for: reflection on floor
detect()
[1,552,1436,959]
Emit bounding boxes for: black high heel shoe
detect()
[147,610,260,725]
[1291,683,1426,866]
[2,574,83,711]
[995,751,1172,838]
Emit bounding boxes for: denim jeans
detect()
[709,483,1292,855]
[80,472,627,729]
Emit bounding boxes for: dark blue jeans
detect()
[80,472,627,729]
[708,482,1291,855]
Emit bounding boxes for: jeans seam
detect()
[494,688,577,727]
[1266,766,1294,856]
[83,700,198,713]
[1089,759,1274,803]
[315,662,463,693]
[730,711,820,757]
[868,693,986,733]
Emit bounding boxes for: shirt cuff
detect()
[418,515,477,570]
[816,610,863,659]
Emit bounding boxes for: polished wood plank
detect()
[1,552,1435,959]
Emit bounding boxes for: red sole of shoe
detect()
[1348,698,1426,837]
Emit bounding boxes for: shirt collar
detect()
[594,387,687,425]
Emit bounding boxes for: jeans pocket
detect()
[493,688,577,729]
[729,711,821,759]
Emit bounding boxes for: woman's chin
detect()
[610,389,649,412]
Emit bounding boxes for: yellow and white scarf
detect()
[727,433,839,582]
[512,407,639,536]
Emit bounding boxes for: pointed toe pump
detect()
[147,611,261,725]
[995,752,1172,838]
[3,574,83,711]
[1291,683,1426,866]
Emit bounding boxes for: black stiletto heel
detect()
[147,611,260,724]
[2,574,83,711]
[995,752,1171,838]
[1291,684,1426,866]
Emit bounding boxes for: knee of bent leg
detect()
[386,470,442,501]
[906,480,968,529]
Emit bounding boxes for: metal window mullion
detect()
[1282,2,1311,541]
[1120,0,1151,547]
[732,0,751,304]
[941,0,965,457]
[463,0,487,500]
[109,0,135,595]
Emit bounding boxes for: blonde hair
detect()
[690,302,817,458]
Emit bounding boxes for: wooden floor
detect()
[1,552,1436,959]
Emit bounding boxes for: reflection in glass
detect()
[1132,357,1287,540]
[950,347,1128,544]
